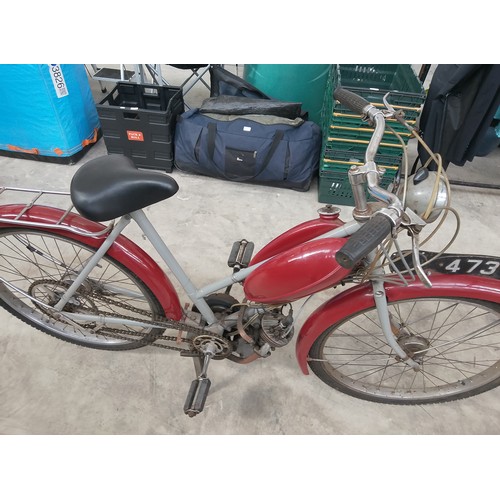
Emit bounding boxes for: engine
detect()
[229,303,295,360]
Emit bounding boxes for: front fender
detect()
[0,204,183,320]
[296,274,500,374]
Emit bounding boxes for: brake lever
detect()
[382,92,398,115]
[383,92,413,130]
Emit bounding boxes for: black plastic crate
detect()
[97,82,184,171]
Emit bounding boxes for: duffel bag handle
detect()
[207,123,284,182]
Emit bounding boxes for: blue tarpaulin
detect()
[0,64,100,163]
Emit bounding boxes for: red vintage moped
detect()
[0,87,498,416]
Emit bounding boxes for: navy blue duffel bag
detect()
[173,98,322,191]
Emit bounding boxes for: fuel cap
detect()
[317,205,341,219]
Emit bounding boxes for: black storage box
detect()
[97,82,184,171]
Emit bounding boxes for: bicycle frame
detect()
[4,197,499,378]
[42,207,361,331]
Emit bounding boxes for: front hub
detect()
[397,334,430,362]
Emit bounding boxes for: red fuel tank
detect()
[244,237,351,303]
[250,208,344,265]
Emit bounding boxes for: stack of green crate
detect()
[319,64,426,205]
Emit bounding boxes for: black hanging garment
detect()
[417,64,500,169]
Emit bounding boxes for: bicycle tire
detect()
[0,228,165,350]
[308,296,500,404]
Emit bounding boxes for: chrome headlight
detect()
[403,170,449,223]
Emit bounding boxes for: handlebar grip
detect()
[334,87,372,115]
[336,214,393,269]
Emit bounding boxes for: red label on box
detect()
[127,130,144,141]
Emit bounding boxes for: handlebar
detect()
[334,86,386,166]
[336,214,394,269]
[333,87,373,116]
[332,87,402,268]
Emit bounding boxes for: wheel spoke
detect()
[0,230,162,349]
[310,296,500,404]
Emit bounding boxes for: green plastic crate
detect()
[338,64,423,93]
[318,64,421,207]
[327,122,411,145]
[318,148,400,205]
[321,64,425,137]
[320,65,337,127]
[318,165,398,205]
[336,64,426,112]
[324,136,405,158]
[319,64,423,163]
[329,111,415,136]
[321,149,402,170]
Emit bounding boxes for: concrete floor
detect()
[0,65,499,435]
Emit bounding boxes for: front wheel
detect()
[308,296,500,404]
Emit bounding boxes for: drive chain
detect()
[86,290,219,352]
[31,279,226,354]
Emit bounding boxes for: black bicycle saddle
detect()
[70,154,179,222]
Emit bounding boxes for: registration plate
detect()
[392,251,500,280]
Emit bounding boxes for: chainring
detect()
[191,333,234,360]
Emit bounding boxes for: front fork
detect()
[371,278,421,371]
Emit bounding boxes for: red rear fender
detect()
[296,274,500,374]
[0,205,183,319]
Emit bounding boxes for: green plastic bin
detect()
[243,64,332,126]
[318,160,399,205]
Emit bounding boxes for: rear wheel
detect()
[0,228,165,350]
[308,296,500,404]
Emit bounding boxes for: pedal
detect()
[227,239,254,270]
[183,342,217,417]
[184,377,211,417]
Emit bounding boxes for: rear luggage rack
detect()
[0,186,113,237]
